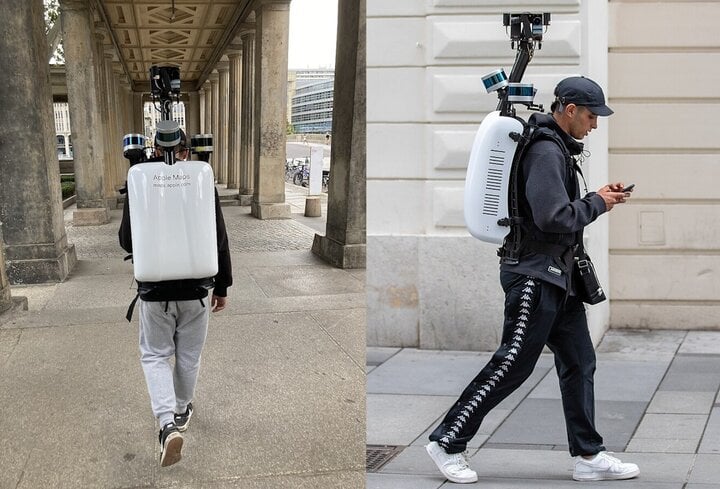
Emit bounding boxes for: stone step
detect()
[219,198,240,207]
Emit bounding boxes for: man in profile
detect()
[427,77,639,484]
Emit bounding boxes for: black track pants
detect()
[429,271,605,456]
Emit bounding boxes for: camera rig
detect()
[463,12,553,248]
[123,66,214,167]
[150,65,181,121]
[481,13,551,117]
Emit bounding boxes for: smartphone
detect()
[621,183,635,193]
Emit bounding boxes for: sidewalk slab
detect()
[367,349,490,396]
[633,413,708,441]
[659,355,720,392]
[687,454,720,484]
[488,399,646,451]
[597,330,686,358]
[366,473,445,489]
[678,331,720,354]
[366,347,400,366]
[529,359,668,402]
[647,391,715,414]
[698,407,720,454]
[453,480,680,489]
[367,394,457,446]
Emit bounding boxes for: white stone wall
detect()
[607,2,720,329]
[367,1,611,350]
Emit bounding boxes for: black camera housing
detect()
[150,66,180,100]
[503,13,551,42]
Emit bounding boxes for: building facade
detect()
[367,0,719,351]
[291,78,334,134]
[287,69,334,134]
[53,102,72,160]
[143,101,186,143]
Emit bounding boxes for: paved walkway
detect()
[1,184,364,489]
[367,330,720,488]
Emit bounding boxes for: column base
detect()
[0,296,29,323]
[73,207,109,226]
[251,202,291,219]
[312,234,366,269]
[304,196,321,217]
[238,194,253,206]
[7,244,77,284]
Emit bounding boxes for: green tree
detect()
[44,0,65,64]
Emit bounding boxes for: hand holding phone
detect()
[621,183,635,193]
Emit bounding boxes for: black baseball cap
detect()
[554,76,613,116]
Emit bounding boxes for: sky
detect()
[288,0,338,70]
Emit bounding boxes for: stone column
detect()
[218,64,230,184]
[0,0,77,283]
[210,72,220,175]
[92,32,112,209]
[239,26,256,206]
[227,50,243,190]
[0,227,27,314]
[115,76,132,191]
[119,82,133,185]
[311,0,366,268]
[204,81,212,135]
[103,55,122,205]
[121,83,133,136]
[252,1,291,219]
[198,89,206,134]
[132,91,144,133]
[187,91,201,139]
[62,0,109,225]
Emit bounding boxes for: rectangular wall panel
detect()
[432,19,580,63]
[367,180,427,235]
[610,104,720,151]
[609,3,720,48]
[367,18,426,67]
[610,53,720,99]
[367,68,426,123]
[367,124,427,179]
[610,204,720,250]
[610,255,720,301]
[429,71,583,120]
[431,184,465,229]
[609,154,720,201]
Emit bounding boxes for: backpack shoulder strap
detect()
[499,122,571,264]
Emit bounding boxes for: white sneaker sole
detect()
[573,467,640,481]
[160,432,184,467]
[425,443,478,484]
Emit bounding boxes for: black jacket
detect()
[500,113,606,290]
[119,184,233,299]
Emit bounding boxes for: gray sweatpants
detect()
[138,299,209,428]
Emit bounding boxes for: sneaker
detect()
[174,402,193,432]
[426,441,478,484]
[573,451,639,481]
[158,422,183,467]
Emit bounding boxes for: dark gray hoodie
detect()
[500,113,606,291]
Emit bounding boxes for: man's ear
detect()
[565,103,578,118]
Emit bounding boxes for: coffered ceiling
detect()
[94,0,254,92]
